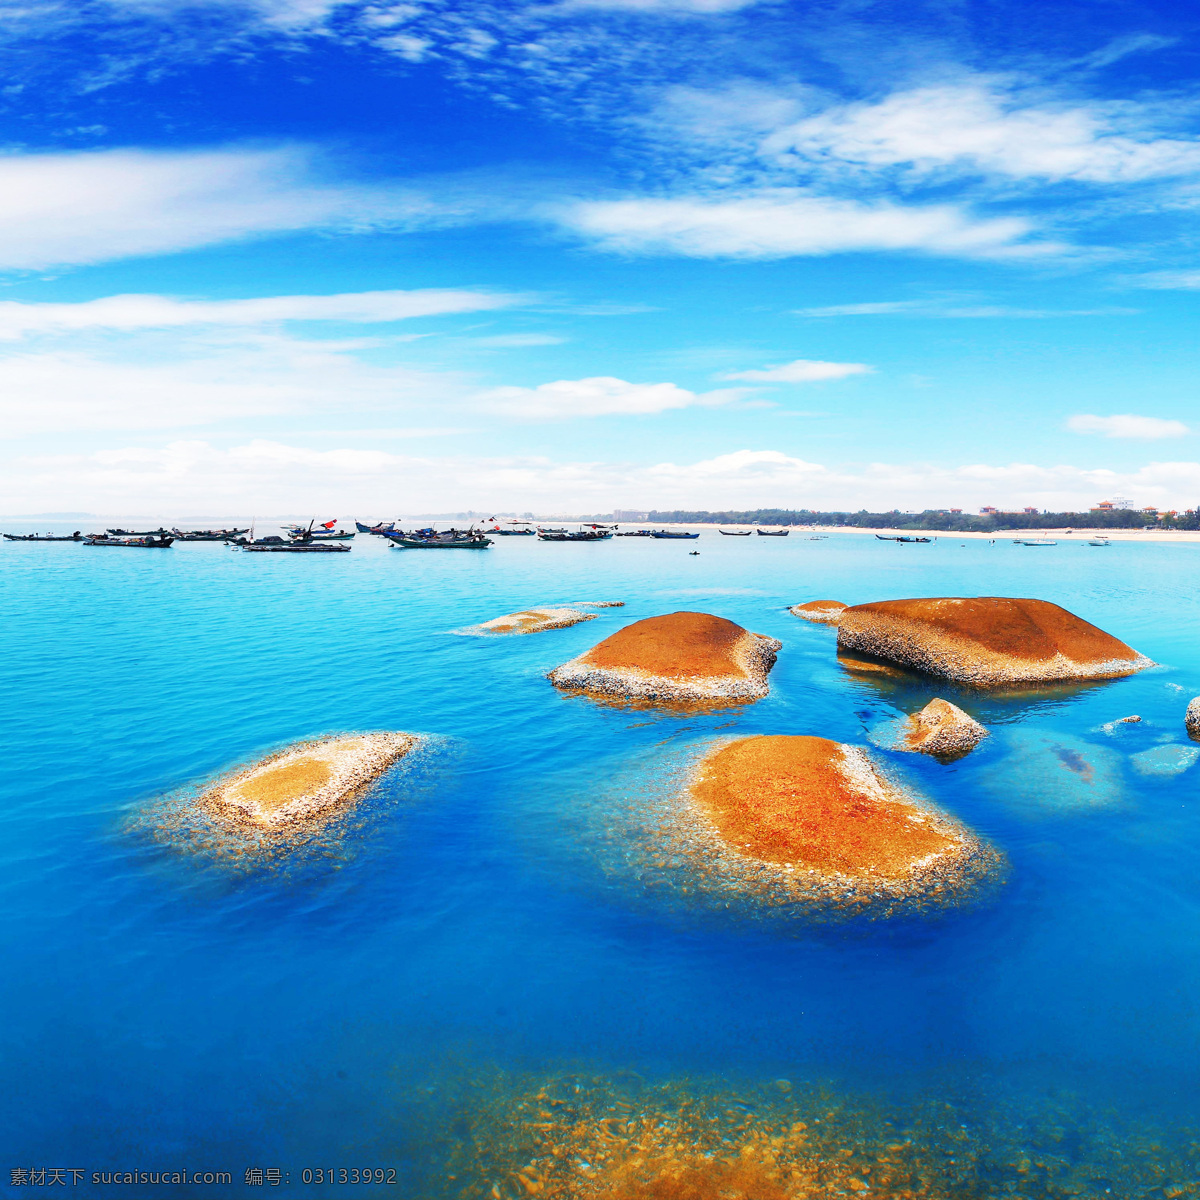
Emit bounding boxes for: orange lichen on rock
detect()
[549,612,781,703]
[789,600,847,625]
[837,596,1151,685]
[461,607,597,636]
[203,733,416,827]
[689,735,971,884]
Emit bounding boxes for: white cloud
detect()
[6,440,1200,516]
[0,333,466,436]
[477,375,738,419]
[1067,414,1190,440]
[1130,270,1200,289]
[0,290,521,337]
[555,0,761,12]
[723,358,872,382]
[793,300,1136,318]
[559,191,1053,260]
[0,146,432,270]
[759,80,1200,185]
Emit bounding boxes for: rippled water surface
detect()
[2,530,1198,1196]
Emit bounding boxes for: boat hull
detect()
[391,538,492,549]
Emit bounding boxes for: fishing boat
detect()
[85,534,174,548]
[876,534,932,543]
[756,528,789,537]
[356,521,396,534]
[491,520,537,536]
[1022,539,1057,547]
[391,533,492,548]
[3,531,84,541]
[1088,536,1112,547]
[106,527,171,537]
[171,528,249,541]
[616,529,654,537]
[538,527,612,542]
[649,530,699,540]
[240,541,350,553]
[719,530,751,536]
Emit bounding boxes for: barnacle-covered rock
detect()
[549,611,780,703]
[837,596,1150,686]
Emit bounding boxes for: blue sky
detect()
[1,0,1199,515]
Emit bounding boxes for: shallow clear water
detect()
[2,530,1199,1196]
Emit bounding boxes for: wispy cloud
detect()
[0,290,523,336]
[722,358,872,382]
[1067,413,1190,439]
[793,300,1137,318]
[559,191,1055,260]
[477,375,741,419]
[758,79,1200,186]
[0,146,437,270]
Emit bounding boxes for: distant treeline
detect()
[634,508,1200,531]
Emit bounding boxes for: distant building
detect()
[1023,506,1039,514]
[979,506,998,514]
[949,508,962,514]
[1091,501,1115,511]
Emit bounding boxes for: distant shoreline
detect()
[639,522,1200,545]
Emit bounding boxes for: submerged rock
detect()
[1187,696,1200,741]
[548,611,781,703]
[460,606,597,635]
[837,596,1151,686]
[570,600,625,608]
[1130,744,1200,777]
[900,698,989,758]
[789,599,847,625]
[203,733,416,827]
[980,731,1123,813]
[689,734,991,900]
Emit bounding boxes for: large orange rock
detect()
[548,611,780,702]
[837,596,1150,686]
[690,735,987,892]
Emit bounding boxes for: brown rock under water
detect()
[789,600,847,625]
[462,606,597,635]
[203,733,416,827]
[901,698,989,759]
[549,611,781,703]
[690,734,974,883]
[837,596,1151,686]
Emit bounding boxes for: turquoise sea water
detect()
[2,529,1199,1196]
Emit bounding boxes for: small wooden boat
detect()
[356,521,396,534]
[106,527,171,537]
[241,541,350,552]
[171,527,249,541]
[649,530,699,539]
[756,528,789,536]
[538,528,612,541]
[494,521,536,535]
[616,530,654,537]
[3,531,84,541]
[719,530,751,536]
[877,534,932,543]
[1022,539,1057,547]
[391,534,492,548]
[85,534,174,548]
